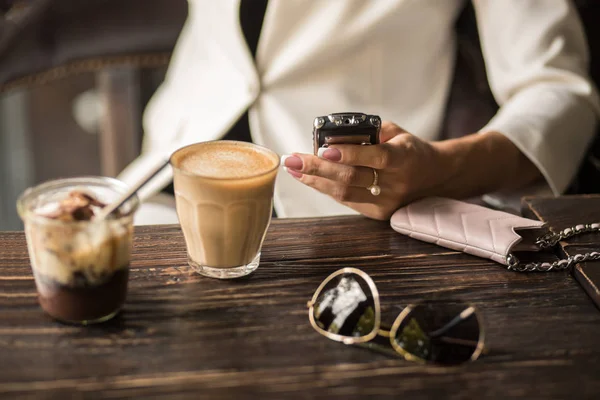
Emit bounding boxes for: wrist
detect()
[429,138,471,198]
[430,131,540,198]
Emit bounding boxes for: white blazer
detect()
[119,0,600,218]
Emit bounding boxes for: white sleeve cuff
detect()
[479,84,598,195]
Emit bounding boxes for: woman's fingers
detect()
[282,154,376,188]
[287,173,378,204]
[316,122,409,169]
[323,143,394,169]
[287,172,398,220]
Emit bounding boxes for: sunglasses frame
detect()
[307,267,382,345]
[307,267,486,363]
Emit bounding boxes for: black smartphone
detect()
[312,112,381,155]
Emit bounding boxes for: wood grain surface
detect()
[2,212,600,399]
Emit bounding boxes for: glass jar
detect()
[17,177,139,324]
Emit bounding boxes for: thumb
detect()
[379,121,409,143]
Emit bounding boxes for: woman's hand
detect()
[282,122,448,220]
[282,121,542,220]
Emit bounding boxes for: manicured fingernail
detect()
[318,148,341,162]
[284,167,303,179]
[282,155,303,170]
[280,155,289,167]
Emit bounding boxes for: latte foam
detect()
[173,141,278,179]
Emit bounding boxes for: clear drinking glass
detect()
[170,141,279,279]
[17,177,139,324]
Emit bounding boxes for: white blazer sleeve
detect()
[473,0,600,195]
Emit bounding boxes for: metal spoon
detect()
[95,159,171,220]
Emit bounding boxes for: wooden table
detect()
[2,196,600,399]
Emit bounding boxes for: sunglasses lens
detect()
[393,301,481,364]
[312,272,376,338]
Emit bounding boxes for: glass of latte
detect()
[170,141,280,279]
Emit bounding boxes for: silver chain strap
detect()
[507,223,600,272]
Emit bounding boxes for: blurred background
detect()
[0,0,187,229]
[1,0,599,231]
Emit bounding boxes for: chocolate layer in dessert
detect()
[37,268,129,323]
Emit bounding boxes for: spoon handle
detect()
[96,159,171,220]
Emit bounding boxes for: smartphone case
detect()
[312,113,380,155]
[390,197,546,265]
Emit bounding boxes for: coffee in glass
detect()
[170,141,279,279]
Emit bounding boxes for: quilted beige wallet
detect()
[390,197,546,267]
